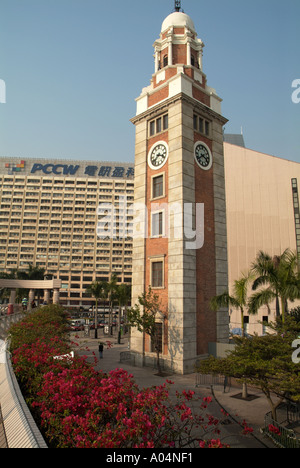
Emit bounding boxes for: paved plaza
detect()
[72,331,277,449]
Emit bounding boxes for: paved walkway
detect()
[72,332,277,449]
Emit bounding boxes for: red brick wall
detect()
[148,85,169,107]
[194,133,217,355]
[192,86,210,106]
[173,44,186,65]
[144,134,169,355]
[153,68,177,89]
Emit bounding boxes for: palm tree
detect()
[210,271,254,337]
[115,283,131,343]
[86,281,108,339]
[17,264,46,305]
[107,273,118,335]
[17,264,45,280]
[210,271,254,399]
[249,249,300,325]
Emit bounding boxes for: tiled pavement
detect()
[0,331,279,449]
[73,332,277,449]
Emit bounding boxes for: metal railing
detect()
[0,305,8,316]
[120,351,132,363]
[0,309,25,340]
[264,412,300,449]
[195,373,231,391]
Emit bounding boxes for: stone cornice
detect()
[131,92,228,126]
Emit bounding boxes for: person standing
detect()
[98,342,104,359]
[22,297,28,311]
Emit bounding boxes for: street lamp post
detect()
[94,305,98,339]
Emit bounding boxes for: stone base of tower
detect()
[125,349,210,375]
[128,328,210,375]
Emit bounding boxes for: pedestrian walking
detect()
[223,376,228,393]
[99,342,104,359]
[22,297,28,311]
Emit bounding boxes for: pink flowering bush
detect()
[268,424,281,436]
[9,305,230,449]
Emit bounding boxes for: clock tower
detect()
[130,4,229,374]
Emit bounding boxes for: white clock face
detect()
[148,141,169,170]
[194,142,212,170]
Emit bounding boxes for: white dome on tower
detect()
[161,12,196,33]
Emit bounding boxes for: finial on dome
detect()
[174,1,183,13]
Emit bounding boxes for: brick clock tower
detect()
[130,3,229,374]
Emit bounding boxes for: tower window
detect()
[163,114,168,130]
[163,55,168,68]
[151,210,164,238]
[199,118,204,133]
[156,117,162,133]
[191,55,199,69]
[151,260,164,288]
[205,121,210,136]
[152,174,165,199]
[150,121,155,136]
[193,114,211,137]
[149,113,168,137]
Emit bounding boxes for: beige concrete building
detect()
[224,140,300,335]
[0,157,134,307]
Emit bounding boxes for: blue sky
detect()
[0,0,299,163]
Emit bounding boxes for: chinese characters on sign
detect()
[84,165,135,178]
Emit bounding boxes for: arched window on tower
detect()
[163,55,168,68]
[191,55,199,68]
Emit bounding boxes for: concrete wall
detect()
[0,340,48,448]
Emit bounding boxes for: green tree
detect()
[249,249,300,324]
[16,264,46,305]
[17,264,45,280]
[127,286,164,373]
[197,317,300,421]
[86,281,108,339]
[210,271,254,337]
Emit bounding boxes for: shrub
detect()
[9,305,228,448]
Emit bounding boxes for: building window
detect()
[149,113,168,137]
[193,114,210,137]
[150,120,155,136]
[151,210,164,237]
[151,259,164,288]
[292,178,300,260]
[152,174,164,199]
[243,316,249,335]
[156,117,162,133]
[262,316,268,335]
[163,114,168,131]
